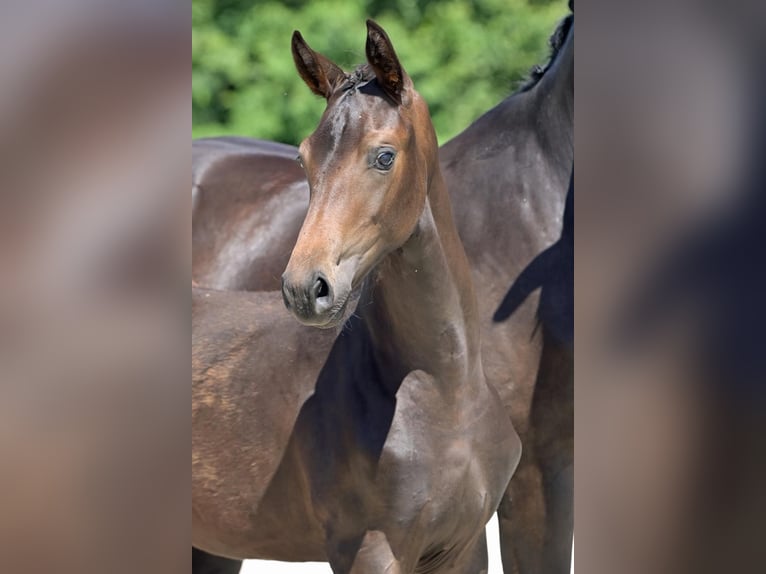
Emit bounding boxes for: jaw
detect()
[288,284,361,330]
[319,286,361,329]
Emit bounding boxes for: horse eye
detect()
[374,151,395,170]
[295,155,304,169]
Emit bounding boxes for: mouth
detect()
[285,253,370,330]
[314,286,361,329]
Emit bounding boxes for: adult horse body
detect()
[193,22,520,573]
[193,9,573,573]
[192,136,307,290]
[441,14,573,573]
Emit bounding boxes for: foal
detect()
[192,21,520,573]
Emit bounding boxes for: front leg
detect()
[530,332,573,574]
[328,530,402,574]
[497,446,545,573]
[191,547,242,574]
[458,531,488,574]
[498,332,573,574]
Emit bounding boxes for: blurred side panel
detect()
[0,2,189,574]
[576,1,766,573]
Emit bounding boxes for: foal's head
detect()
[282,20,437,328]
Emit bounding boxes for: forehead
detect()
[304,88,404,161]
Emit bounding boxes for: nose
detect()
[281,271,334,322]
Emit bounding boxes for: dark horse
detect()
[193,6,573,572]
[193,21,521,573]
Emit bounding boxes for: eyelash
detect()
[373,150,396,171]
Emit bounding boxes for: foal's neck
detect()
[363,167,482,397]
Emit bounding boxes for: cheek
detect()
[381,186,422,242]
[354,173,423,245]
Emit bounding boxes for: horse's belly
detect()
[192,494,327,561]
[192,441,327,560]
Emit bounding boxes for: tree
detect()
[193,0,568,145]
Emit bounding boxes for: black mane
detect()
[330,64,400,105]
[518,9,573,93]
[329,64,376,97]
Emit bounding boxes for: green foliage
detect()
[193,0,568,145]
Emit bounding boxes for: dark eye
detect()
[374,150,396,171]
[295,155,304,169]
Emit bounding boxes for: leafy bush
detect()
[193,0,568,145]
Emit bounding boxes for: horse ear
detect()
[365,20,405,105]
[291,31,344,99]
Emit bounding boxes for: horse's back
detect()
[192,137,309,291]
[193,136,300,167]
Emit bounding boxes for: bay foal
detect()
[192,21,520,573]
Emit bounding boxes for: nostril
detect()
[313,276,330,299]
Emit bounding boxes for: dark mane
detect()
[518,9,573,93]
[329,63,402,106]
[333,64,376,96]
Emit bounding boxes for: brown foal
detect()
[192,21,520,573]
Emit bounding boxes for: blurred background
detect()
[192,0,568,145]
[0,1,761,573]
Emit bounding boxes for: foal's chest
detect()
[306,368,510,565]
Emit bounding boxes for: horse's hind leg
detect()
[192,547,242,574]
